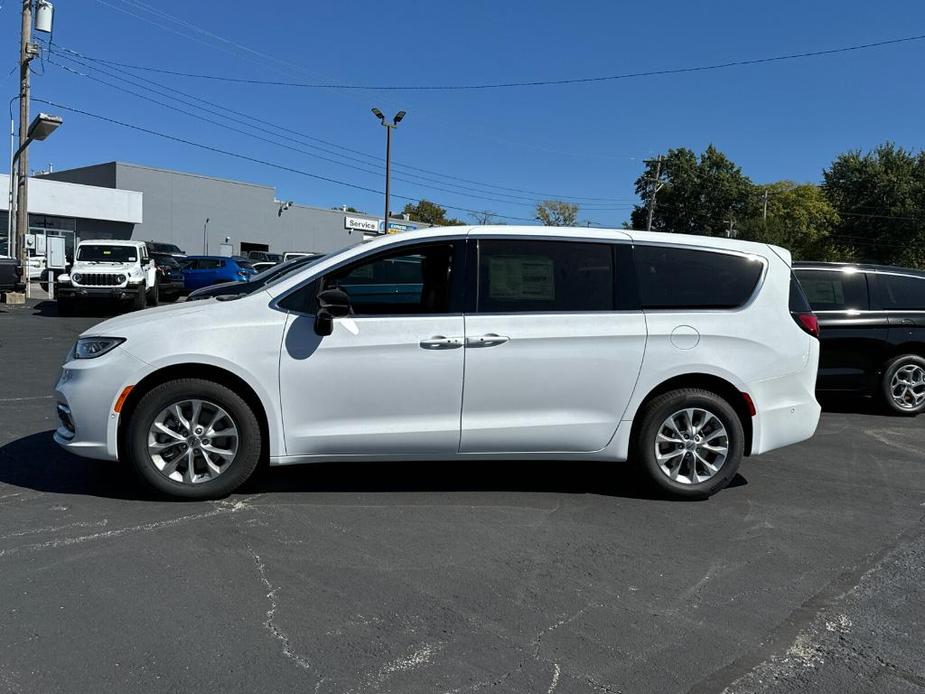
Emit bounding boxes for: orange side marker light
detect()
[114,386,134,413]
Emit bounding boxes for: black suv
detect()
[793,262,925,414]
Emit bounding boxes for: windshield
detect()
[77,245,137,262]
[152,253,180,268]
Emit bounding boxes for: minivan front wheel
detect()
[635,388,744,499]
[126,378,261,499]
[882,354,925,415]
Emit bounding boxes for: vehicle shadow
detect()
[0,430,746,502]
[817,392,884,416]
[32,299,121,318]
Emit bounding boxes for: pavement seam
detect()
[685,515,925,694]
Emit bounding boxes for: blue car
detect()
[181,256,256,292]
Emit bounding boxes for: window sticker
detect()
[489,255,555,301]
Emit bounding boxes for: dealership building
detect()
[1,161,428,262]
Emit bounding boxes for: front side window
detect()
[635,245,764,309]
[877,274,925,310]
[317,242,459,315]
[794,269,868,311]
[477,239,615,313]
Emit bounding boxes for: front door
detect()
[279,239,467,456]
[460,237,646,453]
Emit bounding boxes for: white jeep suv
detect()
[57,239,159,314]
[53,226,821,499]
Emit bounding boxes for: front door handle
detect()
[466,333,510,347]
[419,335,463,349]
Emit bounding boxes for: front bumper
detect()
[53,346,147,461]
[58,283,142,300]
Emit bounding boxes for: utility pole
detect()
[725,216,737,238]
[645,155,663,232]
[762,188,769,226]
[16,0,36,297]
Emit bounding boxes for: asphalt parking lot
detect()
[1,299,923,694]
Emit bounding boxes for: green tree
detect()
[535,199,579,226]
[629,145,753,236]
[738,181,840,260]
[822,143,925,266]
[401,200,463,226]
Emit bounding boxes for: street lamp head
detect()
[27,113,62,141]
[371,107,385,122]
[393,110,406,124]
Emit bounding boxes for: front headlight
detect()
[72,336,126,359]
[72,273,82,283]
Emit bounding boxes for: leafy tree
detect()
[535,200,579,226]
[823,143,925,266]
[738,181,839,260]
[629,145,753,236]
[401,200,463,226]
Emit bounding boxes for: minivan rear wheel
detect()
[126,378,262,499]
[635,388,744,499]
[882,354,925,415]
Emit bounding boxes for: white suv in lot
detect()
[53,226,821,499]
[57,239,158,314]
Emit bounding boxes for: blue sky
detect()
[3,0,924,226]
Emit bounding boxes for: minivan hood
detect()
[82,300,207,337]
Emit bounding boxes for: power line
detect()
[31,97,549,223]
[43,41,638,207]
[74,33,925,90]
[45,55,633,214]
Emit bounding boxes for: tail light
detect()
[793,312,820,338]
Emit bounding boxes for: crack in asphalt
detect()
[245,543,316,675]
[0,499,253,559]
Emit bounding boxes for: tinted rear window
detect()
[794,269,868,311]
[878,274,925,310]
[634,246,764,309]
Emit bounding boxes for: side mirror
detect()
[313,288,351,336]
[314,309,334,336]
[317,287,351,318]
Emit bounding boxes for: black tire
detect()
[147,281,159,307]
[126,378,262,499]
[881,354,925,416]
[634,388,744,499]
[132,284,147,311]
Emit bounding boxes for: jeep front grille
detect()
[74,273,123,287]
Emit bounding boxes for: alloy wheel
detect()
[147,399,239,484]
[654,408,729,485]
[890,364,925,411]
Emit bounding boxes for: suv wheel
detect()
[126,378,262,499]
[635,388,744,499]
[882,354,925,415]
[132,284,148,311]
[147,281,159,307]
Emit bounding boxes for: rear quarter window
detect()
[634,245,764,309]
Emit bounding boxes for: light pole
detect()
[8,112,61,298]
[371,108,405,234]
[202,217,210,254]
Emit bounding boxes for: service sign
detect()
[345,216,380,232]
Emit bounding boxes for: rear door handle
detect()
[466,333,510,347]
[419,335,463,349]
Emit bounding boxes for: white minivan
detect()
[53,227,821,499]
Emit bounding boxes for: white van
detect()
[53,226,821,499]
